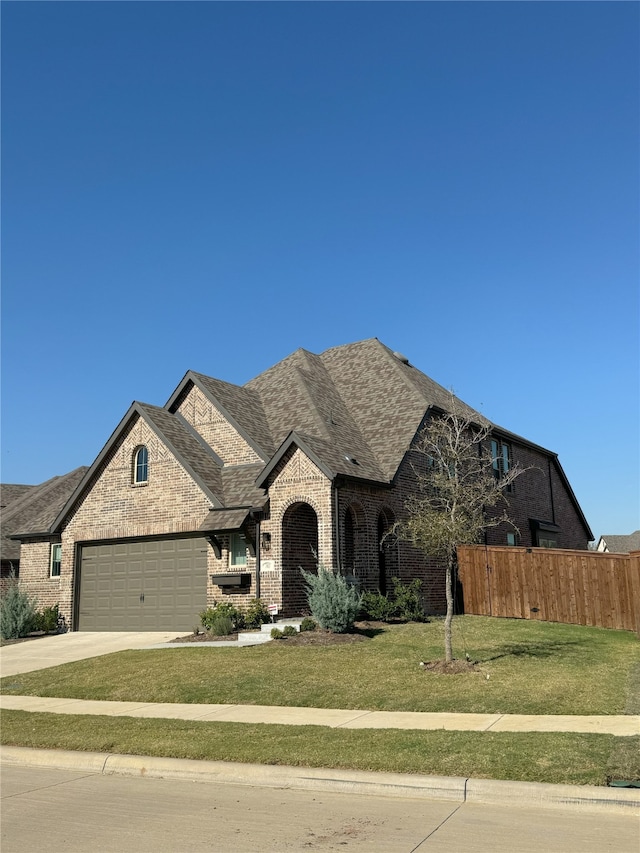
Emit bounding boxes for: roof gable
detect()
[167,371,273,461]
[598,531,640,553]
[246,348,384,481]
[47,403,229,534]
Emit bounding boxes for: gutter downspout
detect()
[334,481,341,573]
[548,459,556,525]
[250,510,261,600]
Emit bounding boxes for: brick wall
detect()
[258,447,334,616]
[0,562,19,598]
[20,414,215,626]
[16,541,61,612]
[483,443,590,549]
[15,405,589,629]
[177,384,262,465]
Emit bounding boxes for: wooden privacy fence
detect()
[456,545,640,632]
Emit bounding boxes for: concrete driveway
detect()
[0,631,178,678]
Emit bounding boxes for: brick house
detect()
[1,470,89,597]
[596,531,640,553]
[13,339,592,631]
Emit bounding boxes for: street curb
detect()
[2,746,638,814]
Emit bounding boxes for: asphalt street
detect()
[2,763,638,853]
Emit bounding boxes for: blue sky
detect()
[2,2,638,540]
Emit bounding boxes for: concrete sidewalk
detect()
[1,694,639,735]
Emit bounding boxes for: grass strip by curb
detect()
[2,710,638,787]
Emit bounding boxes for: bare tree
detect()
[397,396,527,663]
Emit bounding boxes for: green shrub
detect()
[209,615,234,636]
[270,627,284,639]
[300,617,316,632]
[360,590,396,621]
[360,579,425,623]
[200,602,244,632]
[301,566,361,634]
[30,605,60,634]
[391,577,425,622]
[244,598,271,629]
[282,625,298,637]
[0,580,38,640]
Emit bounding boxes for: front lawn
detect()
[2,617,638,715]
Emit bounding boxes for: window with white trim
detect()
[229,532,247,567]
[133,446,149,484]
[50,544,62,578]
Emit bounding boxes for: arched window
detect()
[133,446,148,484]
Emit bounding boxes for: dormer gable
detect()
[167,372,272,466]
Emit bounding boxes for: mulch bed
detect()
[0,631,56,647]
[276,629,370,646]
[172,622,378,646]
[171,632,240,643]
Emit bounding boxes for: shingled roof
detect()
[12,338,591,542]
[1,484,36,509]
[245,338,480,484]
[597,531,640,553]
[1,467,89,561]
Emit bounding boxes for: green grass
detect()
[1,710,638,786]
[2,617,638,715]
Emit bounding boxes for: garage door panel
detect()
[78,537,208,631]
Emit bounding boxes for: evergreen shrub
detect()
[360,578,425,622]
[301,566,361,633]
[0,579,38,640]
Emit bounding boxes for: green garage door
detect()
[78,537,209,631]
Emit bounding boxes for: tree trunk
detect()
[444,558,454,663]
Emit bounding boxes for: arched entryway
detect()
[343,502,366,580]
[282,502,319,616]
[377,508,398,596]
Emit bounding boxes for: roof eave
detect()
[9,531,58,542]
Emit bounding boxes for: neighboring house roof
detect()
[1,484,36,509]
[596,531,640,553]
[1,467,89,561]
